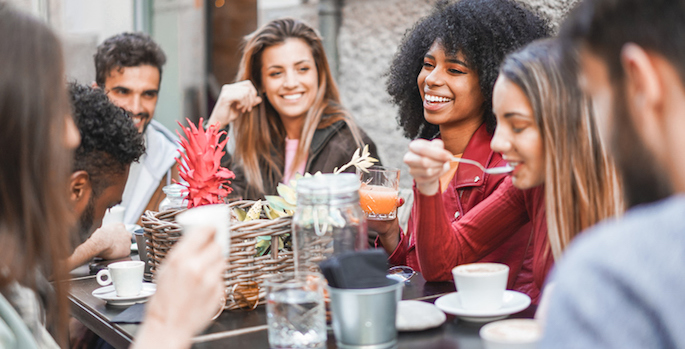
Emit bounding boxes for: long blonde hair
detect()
[233,18,362,195]
[501,39,624,260]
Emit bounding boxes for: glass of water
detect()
[265,272,327,349]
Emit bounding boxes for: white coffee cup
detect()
[480,319,542,349]
[175,204,231,257]
[452,262,509,311]
[96,261,145,297]
[102,205,125,225]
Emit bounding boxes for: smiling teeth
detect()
[507,161,520,167]
[283,93,303,100]
[425,95,452,103]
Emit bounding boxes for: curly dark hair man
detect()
[386,0,549,139]
[66,83,146,272]
[70,83,145,195]
[94,32,166,88]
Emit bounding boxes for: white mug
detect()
[176,204,231,257]
[96,261,144,297]
[453,263,509,311]
[102,205,126,225]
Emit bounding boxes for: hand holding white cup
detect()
[102,204,126,225]
[175,204,231,257]
[96,261,145,297]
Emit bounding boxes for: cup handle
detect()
[96,269,112,286]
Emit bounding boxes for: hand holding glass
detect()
[358,166,400,221]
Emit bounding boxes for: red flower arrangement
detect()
[176,118,235,208]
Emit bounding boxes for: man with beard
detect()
[540,0,685,347]
[94,32,180,226]
[66,83,145,270]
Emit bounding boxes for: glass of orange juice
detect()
[357,166,400,220]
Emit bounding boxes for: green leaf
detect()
[265,205,284,219]
[265,195,296,212]
[234,207,247,221]
[276,184,297,206]
[255,239,270,256]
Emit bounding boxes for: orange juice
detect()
[359,184,398,215]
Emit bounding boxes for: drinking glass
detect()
[357,166,400,221]
[265,272,326,349]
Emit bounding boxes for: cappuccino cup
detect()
[96,261,144,297]
[480,319,542,349]
[452,263,509,311]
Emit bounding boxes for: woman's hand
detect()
[208,80,263,129]
[132,227,225,349]
[403,139,452,196]
[368,197,405,255]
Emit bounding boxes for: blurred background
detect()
[8,0,577,187]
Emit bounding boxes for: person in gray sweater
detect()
[541,0,685,347]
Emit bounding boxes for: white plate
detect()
[396,300,446,331]
[434,290,531,323]
[92,283,156,306]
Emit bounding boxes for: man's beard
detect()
[138,113,151,134]
[611,86,672,208]
[77,195,95,244]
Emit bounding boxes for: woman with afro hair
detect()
[375,0,550,302]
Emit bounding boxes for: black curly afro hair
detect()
[387,0,550,139]
[69,83,145,194]
[94,32,166,88]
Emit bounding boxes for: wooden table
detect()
[69,257,535,349]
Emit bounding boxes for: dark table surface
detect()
[69,255,535,349]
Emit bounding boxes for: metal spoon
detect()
[450,157,514,175]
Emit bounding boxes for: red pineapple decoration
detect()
[176,118,235,208]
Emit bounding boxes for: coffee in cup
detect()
[480,318,542,349]
[452,262,509,311]
[96,261,145,297]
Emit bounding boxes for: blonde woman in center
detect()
[490,39,624,261]
[208,18,379,199]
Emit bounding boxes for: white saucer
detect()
[92,283,156,306]
[434,290,531,323]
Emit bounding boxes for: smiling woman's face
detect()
[260,38,319,124]
[491,76,545,189]
[417,41,485,129]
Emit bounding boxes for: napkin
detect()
[319,249,392,289]
[111,303,146,324]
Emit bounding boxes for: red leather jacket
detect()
[384,123,547,302]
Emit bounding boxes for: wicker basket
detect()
[141,200,294,310]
